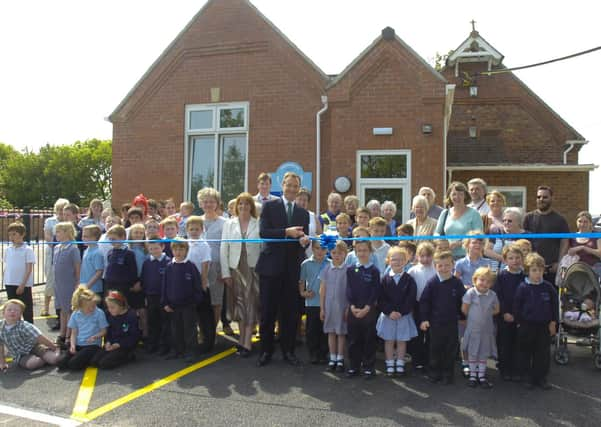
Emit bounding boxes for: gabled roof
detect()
[446,30,504,67]
[109,0,329,121]
[327,27,447,89]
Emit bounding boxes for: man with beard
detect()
[523,185,569,285]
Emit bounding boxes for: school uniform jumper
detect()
[419,275,466,380]
[376,272,418,342]
[513,279,558,384]
[92,308,141,369]
[105,247,138,300]
[346,263,380,372]
[494,269,525,377]
[141,254,171,351]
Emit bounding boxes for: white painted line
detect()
[0,403,80,427]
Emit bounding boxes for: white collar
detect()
[150,253,166,261]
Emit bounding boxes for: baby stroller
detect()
[554,262,601,369]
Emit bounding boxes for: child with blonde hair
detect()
[0,300,63,371]
[59,286,108,370]
[53,222,81,349]
[461,267,500,388]
[377,247,418,376]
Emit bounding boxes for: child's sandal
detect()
[335,361,344,372]
[468,377,478,388]
[327,360,336,371]
[386,366,395,377]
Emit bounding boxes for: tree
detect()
[0,139,112,208]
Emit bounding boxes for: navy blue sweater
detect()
[419,275,466,326]
[105,248,138,287]
[141,254,171,296]
[494,269,525,316]
[346,264,380,309]
[379,273,417,316]
[513,280,558,324]
[105,309,140,351]
[161,260,203,308]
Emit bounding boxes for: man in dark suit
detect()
[255,172,310,366]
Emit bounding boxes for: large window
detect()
[493,186,527,209]
[185,103,248,206]
[356,150,411,223]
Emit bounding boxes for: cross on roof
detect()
[470,19,477,32]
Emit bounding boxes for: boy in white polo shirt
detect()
[3,222,36,323]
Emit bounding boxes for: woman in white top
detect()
[408,195,437,237]
[220,192,261,356]
[295,188,322,257]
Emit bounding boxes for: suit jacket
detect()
[220,216,261,277]
[255,198,309,277]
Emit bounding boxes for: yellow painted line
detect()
[34,315,58,320]
[71,367,98,420]
[76,347,236,422]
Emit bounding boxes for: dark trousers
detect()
[497,320,519,376]
[6,286,34,323]
[91,347,134,369]
[169,304,198,356]
[306,307,327,359]
[147,295,170,350]
[347,308,378,371]
[197,289,216,352]
[221,287,230,327]
[60,345,101,370]
[517,321,551,383]
[259,273,300,355]
[429,322,459,380]
[408,309,429,368]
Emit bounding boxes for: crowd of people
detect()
[1,172,600,391]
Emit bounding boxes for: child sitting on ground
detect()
[0,299,63,371]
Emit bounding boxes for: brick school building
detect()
[109,0,592,226]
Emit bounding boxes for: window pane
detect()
[364,187,404,223]
[189,110,213,130]
[220,135,247,204]
[220,108,245,128]
[499,190,525,208]
[360,154,407,179]
[190,136,215,204]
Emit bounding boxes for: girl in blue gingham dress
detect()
[376,247,418,376]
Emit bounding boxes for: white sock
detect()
[478,362,487,378]
[386,360,395,369]
[469,361,478,378]
[336,354,344,362]
[396,358,405,367]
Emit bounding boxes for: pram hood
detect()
[561,262,600,301]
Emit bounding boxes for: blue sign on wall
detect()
[270,161,312,196]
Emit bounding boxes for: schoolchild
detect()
[346,240,380,378]
[454,233,491,287]
[91,291,140,369]
[3,222,36,323]
[368,217,391,277]
[494,244,525,381]
[78,199,104,231]
[461,267,500,388]
[398,241,417,272]
[80,225,105,302]
[354,207,371,229]
[320,240,349,371]
[104,225,138,300]
[376,246,418,377]
[419,250,466,384]
[345,227,377,267]
[184,216,214,353]
[128,223,148,337]
[299,239,330,364]
[160,217,179,258]
[513,252,558,390]
[141,237,171,354]
[53,222,82,348]
[0,299,63,370]
[176,201,195,236]
[407,242,436,372]
[63,203,84,257]
[161,239,203,362]
[59,286,108,370]
[335,213,353,249]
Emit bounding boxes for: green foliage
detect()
[0,139,112,208]
[433,50,455,71]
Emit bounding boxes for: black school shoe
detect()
[478,377,493,389]
[346,369,359,378]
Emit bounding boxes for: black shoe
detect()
[283,352,302,366]
[165,352,182,360]
[539,380,552,390]
[346,369,358,378]
[239,348,252,358]
[478,377,493,389]
[157,347,170,356]
[468,377,478,387]
[310,355,319,365]
[257,352,272,367]
[363,369,376,379]
[327,360,336,371]
[335,361,345,372]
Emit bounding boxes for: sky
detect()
[0,0,599,212]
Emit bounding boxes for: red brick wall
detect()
[443,63,582,165]
[112,0,326,207]
[323,40,447,209]
[450,170,588,230]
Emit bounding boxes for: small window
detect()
[189,110,213,131]
[219,107,245,129]
[360,154,407,179]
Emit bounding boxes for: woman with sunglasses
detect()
[484,207,527,271]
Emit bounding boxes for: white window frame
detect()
[356,149,412,222]
[183,102,249,202]
[493,186,527,209]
